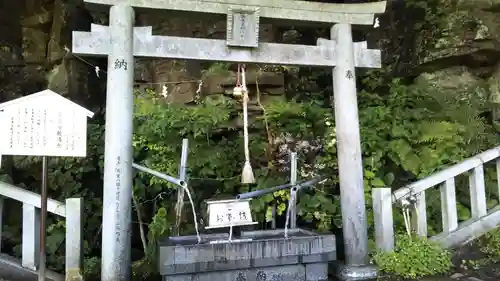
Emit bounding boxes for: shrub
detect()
[373,234,453,279]
[480,228,500,263]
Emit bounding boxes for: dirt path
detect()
[445,241,500,281]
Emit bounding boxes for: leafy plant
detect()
[480,228,500,263]
[373,234,453,279]
[2,5,500,278]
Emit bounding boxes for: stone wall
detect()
[10,0,500,122]
[0,0,285,112]
[412,0,500,123]
[0,0,102,108]
[136,10,280,104]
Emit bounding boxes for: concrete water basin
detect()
[158,228,336,281]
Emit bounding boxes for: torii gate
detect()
[72,0,387,280]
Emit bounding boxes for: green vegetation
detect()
[453,228,500,276]
[1,62,493,281]
[1,0,500,280]
[374,234,453,279]
[479,228,500,263]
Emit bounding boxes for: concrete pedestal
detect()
[331,262,378,281]
[158,229,336,281]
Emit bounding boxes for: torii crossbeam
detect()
[72,1,386,281]
[74,25,381,67]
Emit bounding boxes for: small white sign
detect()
[206,199,257,229]
[0,89,94,157]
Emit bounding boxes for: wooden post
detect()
[290,152,298,228]
[470,164,487,219]
[372,188,394,252]
[22,203,40,270]
[65,198,83,279]
[0,197,3,251]
[497,159,500,206]
[440,178,458,233]
[411,191,428,237]
[331,23,369,266]
[100,4,135,281]
[174,139,189,235]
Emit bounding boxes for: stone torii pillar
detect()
[72,1,386,280]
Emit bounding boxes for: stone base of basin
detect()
[332,262,378,281]
[164,263,328,281]
[158,228,336,281]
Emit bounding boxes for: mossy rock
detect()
[416,0,500,65]
[457,0,500,11]
[416,66,489,101]
[418,11,495,64]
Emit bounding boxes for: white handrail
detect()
[392,145,500,201]
[0,181,82,278]
[373,145,500,252]
[0,181,66,216]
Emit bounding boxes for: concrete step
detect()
[0,253,63,281]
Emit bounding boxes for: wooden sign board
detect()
[0,89,94,157]
[226,8,260,48]
[205,199,257,229]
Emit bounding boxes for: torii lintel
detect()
[83,0,387,25]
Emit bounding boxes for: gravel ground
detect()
[447,240,500,281]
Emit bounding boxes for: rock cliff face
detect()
[0,0,101,108]
[1,0,500,116]
[0,0,282,116]
[410,0,500,122]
